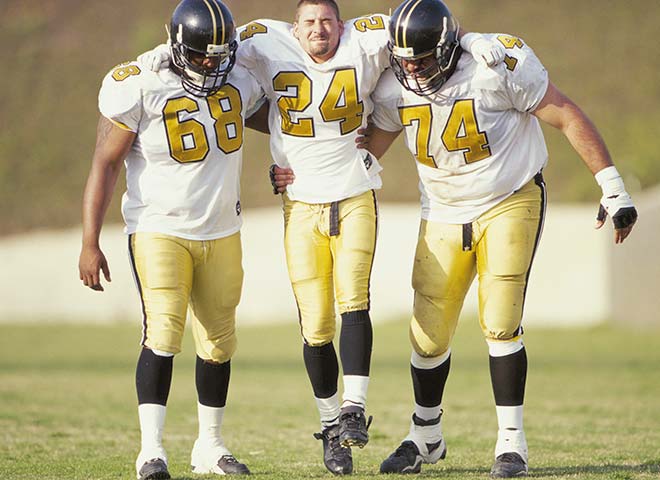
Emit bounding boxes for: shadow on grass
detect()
[529,462,660,477]
[433,463,660,478]
[170,462,660,479]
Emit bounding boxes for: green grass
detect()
[1,320,659,479]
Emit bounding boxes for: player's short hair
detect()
[295,0,341,21]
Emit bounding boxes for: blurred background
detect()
[0,0,658,327]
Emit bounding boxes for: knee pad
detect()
[409,322,452,359]
[199,335,237,364]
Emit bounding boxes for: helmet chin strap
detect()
[184,69,207,86]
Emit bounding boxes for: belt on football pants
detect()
[330,201,340,236]
[461,171,545,252]
[462,223,473,252]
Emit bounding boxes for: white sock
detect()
[341,375,369,410]
[415,404,443,422]
[138,404,167,456]
[496,405,524,431]
[495,405,527,461]
[197,403,225,447]
[315,392,341,428]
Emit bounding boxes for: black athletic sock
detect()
[303,342,339,398]
[195,356,231,408]
[411,354,451,407]
[339,310,373,376]
[490,347,527,406]
[135,348,173,406]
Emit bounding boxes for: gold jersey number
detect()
[162,85,244,164]
[354,15,385,32]
[399,104,436,168]
[399,99,491,167]
[240,22,268,41]
[111,64,141,82]
[272,68,364,137]
[496,35,525,72]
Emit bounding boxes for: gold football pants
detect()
[411,175,546,357]
[283,190,378,346]
[128,232,243,363]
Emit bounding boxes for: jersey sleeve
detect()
[371,70,404,132]
[495,34,549,112]
[239,68,266,117]
[98,62,144,132]
[236,19,284,71]
[349,14,391,73]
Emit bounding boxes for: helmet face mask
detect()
[168,0,238,97]
[388,0,461,96]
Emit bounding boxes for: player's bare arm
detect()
[355,123,402,160]
[533,81,637,244]
[273,123,401,193]
[245,101,270,134]
[532,82,613,174]
[79,116,136,291]
[269,164,295,194]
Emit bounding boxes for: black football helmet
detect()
[168,0,238,96]
[388,0,462,95]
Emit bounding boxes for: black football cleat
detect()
[338,408,373,448]
[137,458,170,480]
[214,455,251,475]
[380,441,423,474]
[314,424,353,475]
[380,414,447,474]
[490,452,528,478]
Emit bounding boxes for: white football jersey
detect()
[98,62,263,240]
[236,16,391,203]
[372,34,550,224]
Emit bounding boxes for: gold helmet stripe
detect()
[212,0,227,45]
[201,0,219,46]
[394,0,415,48]
[402,0,424,49]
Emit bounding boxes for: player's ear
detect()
[293,21,300,39]
[338,19,344,36]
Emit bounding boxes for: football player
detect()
[77,1,264,479]
[350,0,637,477]
[237,2,510,475]
[138,0,506,475]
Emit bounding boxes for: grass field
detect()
[1,320,659,479]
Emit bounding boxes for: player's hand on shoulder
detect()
[269,164,295,195]
[79,245,111,292]
[460,32,505,67]
[594,166,638,244]
[137,43,170,72]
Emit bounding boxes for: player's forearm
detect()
[533,81,613,175]
[561,109,613,176]
[368,127,401,159]
[81,162,122,247]
[245,101,270,134]
[81,117,134,247]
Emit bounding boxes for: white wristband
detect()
[595,166,625,197]
[594,166,620,186]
